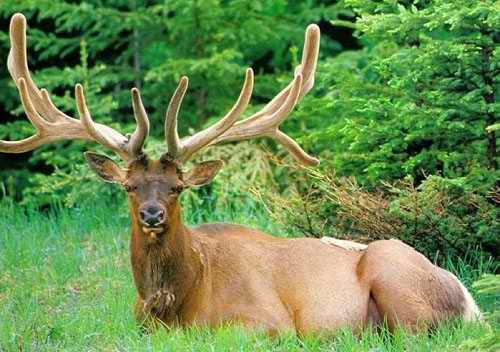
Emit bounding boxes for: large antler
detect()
[0,13,149,162]
[165,24,320,166]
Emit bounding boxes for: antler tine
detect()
[8,13,64,122]
[164,68,254,161]
[130,88,150,156]
[74,84,128,159]
[17,78,46,131]
[240,24,320,124]
[75,85,150,161]
[206,24,321,166]
[263,74,302,127]
[178,68,254,162]
[1,13,148,162]
[0,77,52,153]
[75,84,110,147]
[298,24,320,98]
[165,76,189,157]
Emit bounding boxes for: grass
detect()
[0,198,497,351]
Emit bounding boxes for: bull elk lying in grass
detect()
[1,13,482,336]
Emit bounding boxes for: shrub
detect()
[254,163,499,263]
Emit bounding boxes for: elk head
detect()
[1,13,321,242]
[84,152,224,241]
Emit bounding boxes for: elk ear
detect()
[84,152,126,183]
[183,160,224,187]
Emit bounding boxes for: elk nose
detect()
[139,205,165,227]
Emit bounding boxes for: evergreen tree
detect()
[300,0,499,189]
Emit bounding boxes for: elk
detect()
[1,13,481,336]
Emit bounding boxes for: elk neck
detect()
[128,200,205,317]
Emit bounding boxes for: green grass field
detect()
[0,200,497,351]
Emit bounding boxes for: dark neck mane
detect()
[130,212,203,323]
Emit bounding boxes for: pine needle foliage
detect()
[297,0,499,188]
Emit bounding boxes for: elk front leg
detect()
[134,295,156,331]
[134,293,176,332]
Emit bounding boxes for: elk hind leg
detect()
[359,240,471,333]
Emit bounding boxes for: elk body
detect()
[1,14,482,335]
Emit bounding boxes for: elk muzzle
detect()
[139,203,166,228]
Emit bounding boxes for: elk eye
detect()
[124,184,137,192]
[170,186,184,195]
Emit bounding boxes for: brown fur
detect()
[87,156,480,335]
